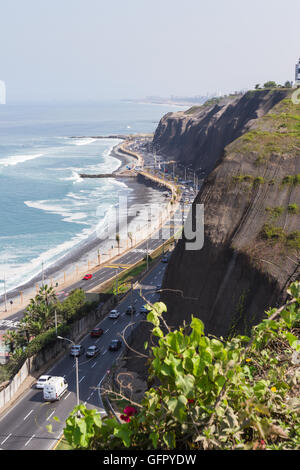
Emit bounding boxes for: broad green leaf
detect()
[167,395,188,422]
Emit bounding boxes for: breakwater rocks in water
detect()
[79,171,137,178]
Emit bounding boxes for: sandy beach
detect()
[0,139,168,317]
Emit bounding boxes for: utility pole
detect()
[3,274,7,312]
[57,336,80,409]
[42,261,44,286]
[146,238,149,271]
[54,309,58,335]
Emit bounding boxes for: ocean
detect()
[0,100,183,294]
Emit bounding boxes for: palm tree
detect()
[3,329,20,353]
[35,284,57,307]
[20,285,58,339]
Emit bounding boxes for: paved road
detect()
[0,255,170,450]
[0,183,195,450]
[0,202,189,329]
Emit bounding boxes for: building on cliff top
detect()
[295,58,300,86]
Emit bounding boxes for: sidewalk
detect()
[0,137,181,323]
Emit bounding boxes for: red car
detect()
[83,274,93,280]
[90,328,104,338]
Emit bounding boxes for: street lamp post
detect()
[57,336,79,407]
[3,274,7,312]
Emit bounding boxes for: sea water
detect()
[0,100,183,293]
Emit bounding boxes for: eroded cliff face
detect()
[120,91,300,388]
[153,89,290,174]
[161,93,300,338]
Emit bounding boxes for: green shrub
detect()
[286,231,300,249]
[265,206,284,218]
[260,224,285,241]
[62,283,300,450]
[282,174,300,186]
[287,203,299,214]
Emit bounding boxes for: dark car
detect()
[161,256,168,263]
[90,328,104,338]
[83,274,93,280]
[109,339,122,351]
[125,305,136,316]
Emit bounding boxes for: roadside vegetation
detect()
[102,238,175,296]
[61,282,300,450]
[0,238,177,384]
[0,286,97,383]
[260,224,300,250]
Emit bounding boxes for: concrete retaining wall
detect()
[0,295,117,411]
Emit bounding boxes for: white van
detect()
[43,376,68,402]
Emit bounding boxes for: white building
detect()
[295,58,300,86]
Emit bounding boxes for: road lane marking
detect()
[1,433,11,445]
[79,376,85,384]
[104,329,109,334]
[47,411,55,421]
[25,434,35,447]
[23,410,33,420]
[64,392,71,400]
[91,362,97,368]
[102,349,107,355]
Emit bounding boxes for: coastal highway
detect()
[0,201,189,329]
[0,255,170,450]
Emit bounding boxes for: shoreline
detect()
[0,138,167,316]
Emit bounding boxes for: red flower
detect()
[123,406,137,417]
[188,399,195,404]
[120,414,131,423]
[120,406,138,422]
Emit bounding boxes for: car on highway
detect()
[43,376,68,402]
[109,309,120,319]
[83,274,93,280]
[90,327,104,338]
[35,375,52,389]
[86,345,100,358]
[70,344,85,356]
[109,339,122,351]
[126,305,136,316]
[161,255,169,263]
[140,305,149,315]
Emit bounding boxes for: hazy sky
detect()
[1,0,299,102]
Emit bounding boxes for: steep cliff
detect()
[153,89,290,174]
[120,90,300,387]
[161,93,300,338]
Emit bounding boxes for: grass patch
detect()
[232,174,265,186]
[184,106,202,115]
[281,174,300,186]
[286,231,300,249]
[260,224,300,250]
[265,206,285,218]
[287,203,299,214]
[260,224,285,242]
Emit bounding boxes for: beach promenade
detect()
[0,136,182,327]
